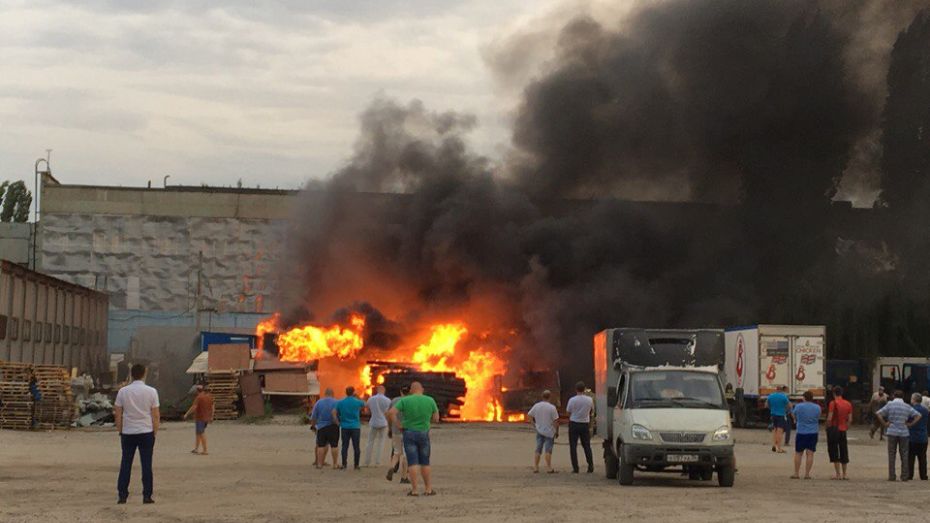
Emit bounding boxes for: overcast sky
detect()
[0,1,566,195]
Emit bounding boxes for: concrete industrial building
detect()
[0,259,108,374]
[37,181,297,352]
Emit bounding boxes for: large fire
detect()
[258,315,508,421]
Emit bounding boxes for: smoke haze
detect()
[279,1,930,382]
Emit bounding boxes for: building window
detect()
[45,323,52,342]
[63,326,70,344]
[0,315,6,340]
[23,320,31,342]
[54,325,61,343]
[10,318,19,341]
[35,322,42,342]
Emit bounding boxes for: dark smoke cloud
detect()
[281,1,930,383]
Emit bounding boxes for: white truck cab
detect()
[594,329,735,487]
[610,366,735,486]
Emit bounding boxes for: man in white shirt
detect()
[527,390,560,473]
[364,385,392,467]
[114,364,160,505]
[565,381,595,473]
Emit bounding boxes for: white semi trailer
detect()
[724,324,826,426]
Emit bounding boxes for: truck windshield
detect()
[628,371,726,409]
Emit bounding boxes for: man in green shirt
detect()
[388,381,439,496]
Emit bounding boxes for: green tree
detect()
[0,180,32,222]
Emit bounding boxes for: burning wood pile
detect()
[257,314,512,421]
[0,362,34,430]
[366,361,466,418]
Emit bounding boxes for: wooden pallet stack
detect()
[369,361,467,419]
[206,372,240,420]
[33,365,74,430]
[0,362,34,430]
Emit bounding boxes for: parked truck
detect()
[872,357,930,398]
[594,328,735,487]
[723,325,826,427]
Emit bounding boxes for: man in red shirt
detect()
[184,384,215,455]
[826,386,853,480]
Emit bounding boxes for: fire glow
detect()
[259,316,508,421]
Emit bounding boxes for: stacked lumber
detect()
[206,373,240,420]
[369,361,467,419]
[33,365,74,430]
[0,361,34,430]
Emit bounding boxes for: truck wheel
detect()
[717,463,735,487]
[618,445,634,486]
[700,468,713,481]
[605,452,619,479]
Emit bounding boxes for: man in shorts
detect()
[791,391,821,479]
[389,381,439,496]
[183,384,214,455]
[310,388,340,469]
[766,385,790,453]
[386,386,409,484]
[527,389,559,473]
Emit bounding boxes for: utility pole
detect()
[32,151,51,271]
[195,251,203,334]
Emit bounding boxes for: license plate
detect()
[667,454,699,463]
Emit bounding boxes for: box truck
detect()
[594,328,735,487]
[723,325,826,426]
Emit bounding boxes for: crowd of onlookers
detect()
[767,385,929,481]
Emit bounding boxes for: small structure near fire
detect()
[366,361,467,419]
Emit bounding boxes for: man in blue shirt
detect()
[791,390,821,479]
[334,386,366,470]
[876,389,922,481]
[766,386,790,453]
[310,388,339,469]
[907,392,929,480]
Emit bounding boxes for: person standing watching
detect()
[826,386,853,480]
[876,389,922,481]
[364,385,392,467]
[114,363,160,505]
[388,381,439,496]
[527,389,559,474]
[333,386,366,470]
[907,392,929,481]
[310,388,340,469]
[183,384,214,455]
[870,387,888,440]
[386,386,409,484]
[790,390,821,479]
[766,385,790,453]
[566,381,595,474]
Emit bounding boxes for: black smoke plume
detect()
[280,1,930,384]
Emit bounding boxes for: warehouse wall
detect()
[0,261,108,374]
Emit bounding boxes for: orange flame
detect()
[276,314,366,362]
[255,313,281,350]
[507,414,526,422]
[411,323,506,421]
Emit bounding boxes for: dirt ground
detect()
[0,420,924,522]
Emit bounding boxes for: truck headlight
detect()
[713,426,730,441]
[632,424,653,441]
